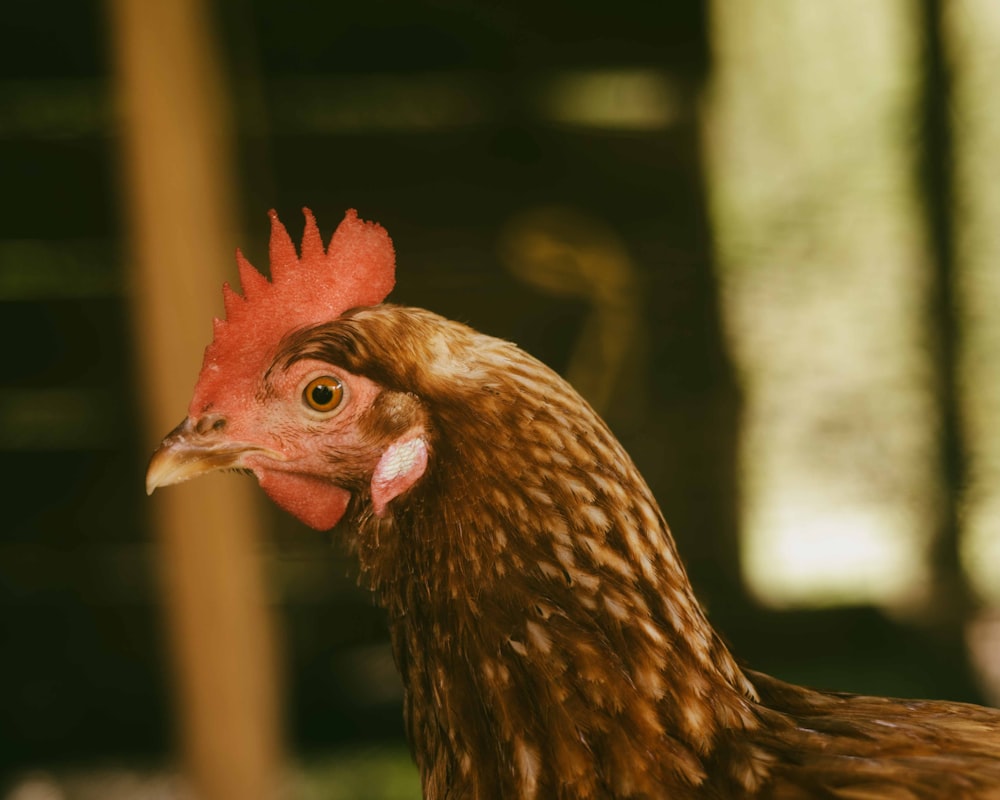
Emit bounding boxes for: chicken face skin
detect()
[148,354,428,530]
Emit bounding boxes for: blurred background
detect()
[2,0,999,797]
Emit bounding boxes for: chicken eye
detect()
[303,376,344,412]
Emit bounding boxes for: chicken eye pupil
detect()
[312,384,333,405]
[304,376,344,412]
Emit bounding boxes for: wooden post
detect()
[106,1,283,798]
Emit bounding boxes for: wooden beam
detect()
[106,1,283,798]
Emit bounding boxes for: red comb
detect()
[189,208,395,415]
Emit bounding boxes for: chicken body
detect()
[147,214,1000,799]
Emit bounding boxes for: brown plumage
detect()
[147,210,1000,799]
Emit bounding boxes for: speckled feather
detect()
[274,305,1000,799]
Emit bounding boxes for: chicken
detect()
[146,209,1000,799]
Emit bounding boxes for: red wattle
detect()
[257,470,351,530]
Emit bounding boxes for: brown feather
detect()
[250,305,1000,797]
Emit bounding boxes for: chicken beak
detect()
[145,416,284,495]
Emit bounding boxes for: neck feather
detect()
[351,340,762,798]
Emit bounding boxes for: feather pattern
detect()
[272,305,1000,799]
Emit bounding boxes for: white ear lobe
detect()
[371,436,428,516]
